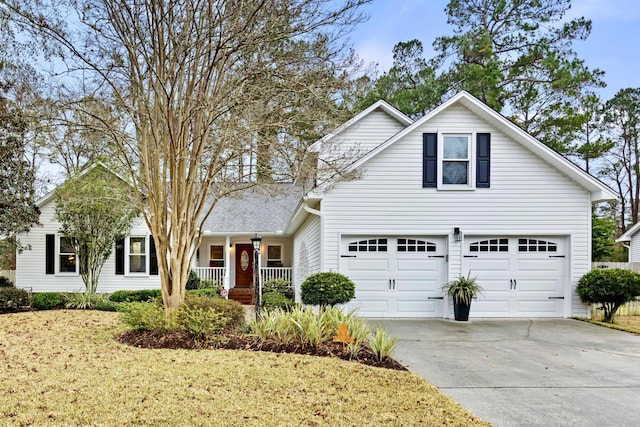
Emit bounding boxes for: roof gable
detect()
[347,91,616,202]
[617,222,640,242]
[309,100,412,152]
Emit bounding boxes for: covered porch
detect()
[193,234,293,304]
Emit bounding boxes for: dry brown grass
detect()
[0,310,489,426]
[584,314,640,334]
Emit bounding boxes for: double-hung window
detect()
[267,245,283,267]
[209,245,224,267]
[128,237,147,273]
[442,135,471,186]
[59,236,78,273]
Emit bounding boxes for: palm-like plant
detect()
[442,273,483,305]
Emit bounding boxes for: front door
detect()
[235,244,254,287]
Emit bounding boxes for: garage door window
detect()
[348,239,388,252]
[469,238,509,252]
[518,238,557,252]
[397,238,436,252]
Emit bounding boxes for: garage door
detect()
[462,237,567,317]
[340,236,447,317]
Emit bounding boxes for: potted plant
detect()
[441,273,483,321]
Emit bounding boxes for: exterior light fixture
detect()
[454,227,462,242]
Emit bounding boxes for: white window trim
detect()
[209,244,225,267]
[56,235,79,276]
[125,235,150,276]
[437,132,476,190]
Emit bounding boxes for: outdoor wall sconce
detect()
[251,234,262,252]
[454,227,462,242]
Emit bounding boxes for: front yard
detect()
[0,310,489,426]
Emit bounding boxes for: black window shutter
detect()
[476,133,491,188]
[115,238,125,275]
[423,133,438,188]
[149,235,158,276]
[45,234,55,275]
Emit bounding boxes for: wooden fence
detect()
[591,262,640,315]
[0,270,16,284]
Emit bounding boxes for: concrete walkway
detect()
[376,319,640,426]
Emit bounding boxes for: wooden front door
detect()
[235,244,254,288]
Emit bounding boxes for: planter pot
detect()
[453,300,471,321]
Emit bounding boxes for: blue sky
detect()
[350,0,640,101]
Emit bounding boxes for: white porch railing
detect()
[261,267,292,284]
[192,267,226,285]
[193,266,292,286]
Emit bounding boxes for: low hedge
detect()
[300,272,355,306]
[109,289,162,303]
[0,287,30,311]
[32,292,66,310]
[183,295,245,331]
[261,291,295,311]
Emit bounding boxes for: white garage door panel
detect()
[345,258,389,272]
[463,236,567,318]
[341,236,447,318]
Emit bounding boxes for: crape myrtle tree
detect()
[54,165,139,294]
[0,0,370,313]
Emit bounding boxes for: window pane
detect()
[60,237,75,254]
[59,255,76,273]
[130,255,146,273]
[443,136,469,159]
[210,245,224,260]
[130,237,146,255]
[443,161,469,184]
[268,245,281,260]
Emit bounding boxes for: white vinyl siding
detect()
[16,199,160,293]
[293,215,321,301]
[318,109,407,175]
[631,235,640,262]
[321,104,592,317]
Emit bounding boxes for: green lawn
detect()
[0,310,489,426]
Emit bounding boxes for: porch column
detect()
[224,235,231,291]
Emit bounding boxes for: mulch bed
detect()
[117,330,407,371]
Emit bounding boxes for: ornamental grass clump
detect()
[369,327,398,362]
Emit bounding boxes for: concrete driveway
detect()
[376,319,640,426]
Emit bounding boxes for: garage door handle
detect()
[510,279,513,290]
[341,255,357,258]
[549,255,565,258]
[464,255,478,258]
[429,255,445,258]
[393,279,396,290]
[513,279,517,289]
[428,297,444,300]
[388,279,392,290]
[548,296,565,300]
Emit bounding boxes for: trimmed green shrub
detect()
[0,287,30,311]
[0,276,14,288]
[262,278,294,299]
[93,300,121,312]
[261,291,295,311]
[120,302,168,332]
[183,295,245,331]
[187,288,220,298]
[176,306,228,343]
[578,268,640,322]
[186,270,201,290]
[109,289,162,303]
[32,292,65,310]
[300,272,355,306]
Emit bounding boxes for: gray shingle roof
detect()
[201,184,302,234]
